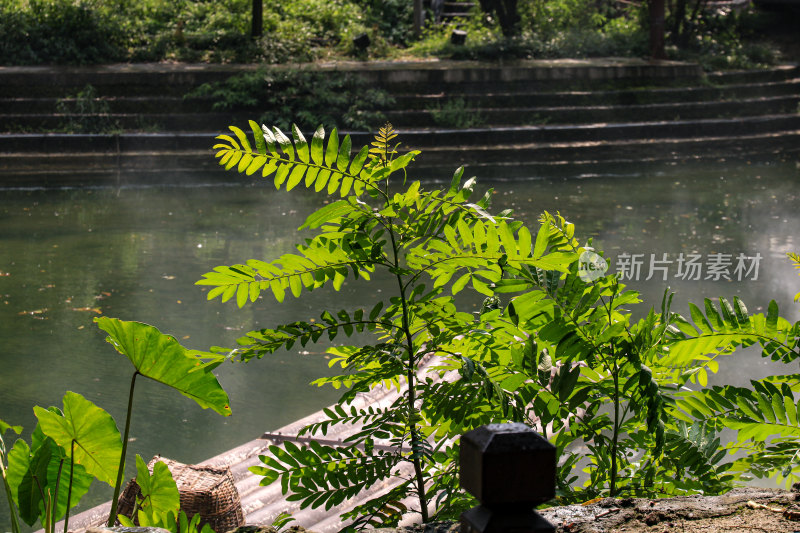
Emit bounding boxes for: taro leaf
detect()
[6,435,92,526]
[0,419,22,439]
[135,455,179,523]
[0,418,23,532]
[30,410,60,451]
[34,392,122,487]
[41,439,92,523]
[7,438,49,526]
[94,317,232,417]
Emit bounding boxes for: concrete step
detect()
[391,78,800,108]
[0,96,216,115]
[0,63,793,107]
[359,114,800,146]
[0,65,796,134]
[3,114,798,154]
[4,93,797,132]
[2,130,796,184]
[3,77,796,118]
[351,63,796,95]
[1,118,797,182]
[0,61,797,184]
[706,64,800,85]
[408,129,800,166]
[0,64,251,98]
[0,112,244,132]
[385,95,800,127]
[0,60,708,98]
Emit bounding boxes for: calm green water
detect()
[1,159,798,527]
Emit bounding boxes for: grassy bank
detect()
[0,0,795,70]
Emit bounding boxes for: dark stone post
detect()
[460,423,556,533]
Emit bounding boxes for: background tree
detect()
[650,0,667,58]
[414,0,424,36]
[478,0,522,36]
[252,0,262,38]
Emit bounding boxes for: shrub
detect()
[204,121,800,527]
[428,98,486,129]
[187,68,394,132]
[55,84,120,134]
[355,0,414,47]
[0,0,125,65]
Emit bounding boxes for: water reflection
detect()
[0,160,798,525]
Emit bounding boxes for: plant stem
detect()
[387,214,429,522]
[1,454,22,533]
[399,282,429,523]
[33,478,49,533]
[64,441,75,533]
[52,458,64,533]
[610,358,620,497]
[44,488,52,533]
[107,371,139,526]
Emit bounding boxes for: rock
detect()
[642,511,668,526]
[86,527,171,533]
[225,526,313,533]
[537,486,796,532]
[225,526,276,533]
[370,522,459,533]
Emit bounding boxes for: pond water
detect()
[0,158,798,527]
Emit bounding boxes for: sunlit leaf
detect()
[34,392,122,486]
[94,317,232,416]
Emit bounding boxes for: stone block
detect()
[460,422,556,507]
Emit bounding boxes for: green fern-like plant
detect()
[487,218,800,499]
[789,252,800,302]
[204,122,575,526]
[205,120,800,523]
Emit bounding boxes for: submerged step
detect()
[2,126,797,184]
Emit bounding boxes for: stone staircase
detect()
[438,1,476,23]
[0,60,798,185]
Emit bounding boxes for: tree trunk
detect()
[478,0,521,37]
[650,0,667,59]
[251,0,262,38]
[413,0,424,37]
[671,0,687,45]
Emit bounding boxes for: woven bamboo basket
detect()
[117,456,244,532]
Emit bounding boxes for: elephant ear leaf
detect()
[6,438,47,526]
[134,455,180,523]
[94,317,232,417]
[34,392,122,487]
[46,446,92,523]
[0,419,22,438]
[5,415,52,526]
[6,434,92,526]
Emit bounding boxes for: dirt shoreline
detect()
[362,486,800,533]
